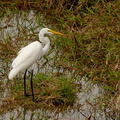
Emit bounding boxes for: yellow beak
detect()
[48,30,65,36]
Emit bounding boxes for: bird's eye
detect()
[44,33,49,37]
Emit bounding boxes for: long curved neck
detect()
[39,32,44,42]
[42,38,50,55]
[39,33,50,55]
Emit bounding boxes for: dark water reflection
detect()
[0,11,116,120]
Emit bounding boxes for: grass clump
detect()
[10,73,77,107]
[0,73,78,114]
[52,1,120,85]
[34,73,77,105]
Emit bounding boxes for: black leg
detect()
[24,69,27,96]
[30,70,34,101]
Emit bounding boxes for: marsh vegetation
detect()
[0,0,120,119]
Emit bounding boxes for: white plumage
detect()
[9,41,42,79]
[8,28,64,79]
[8,27,65,100]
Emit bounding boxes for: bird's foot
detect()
[24,93,30,97]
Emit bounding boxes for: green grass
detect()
[0,73,78,114]
[9,73,77,106]
[1,0,119,94]
[0,0,120,118]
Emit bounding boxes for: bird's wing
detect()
[12,41,42,69]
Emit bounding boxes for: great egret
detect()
[8,28,65,101]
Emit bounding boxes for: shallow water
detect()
[0,10,115,120]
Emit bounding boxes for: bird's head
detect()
[39,28,68,44]
[40,28,65,37]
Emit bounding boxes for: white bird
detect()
[8,28,65,101]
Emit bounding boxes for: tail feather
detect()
[8,68,19,79]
